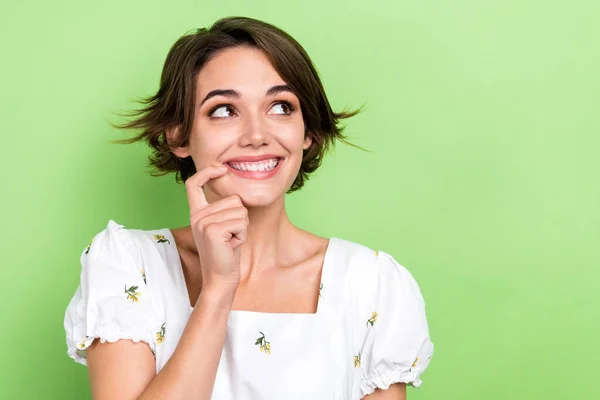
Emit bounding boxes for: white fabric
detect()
[64,220,434,399]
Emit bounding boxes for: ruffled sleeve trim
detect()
[67,324,157,366]
[360,337,434,395]
[360,368,423,394]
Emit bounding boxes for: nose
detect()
[238,112,271,148]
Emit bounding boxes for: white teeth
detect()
[229,158,280,172]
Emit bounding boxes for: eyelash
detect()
[208,100,296,118]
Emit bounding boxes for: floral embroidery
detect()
[154,234,171,245]
[319,282,323,298]
[124,285,141,302]
[411,357,419,369]
[366,311,378,327]
[354,353,361,368]
[255,332,271,355]
[142,268,147,284]
[156,323,166,344]
[76,336,92,357]
[374,250,379,257]
[77,338,87,349]
[85,243,91,254]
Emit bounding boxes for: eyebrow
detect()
[199,85,295,106]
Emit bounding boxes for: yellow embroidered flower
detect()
[354,353,361,368]
[255,332,271,355]
[77,340,86,349]
[374,250,379,257]
[411,357,419,368]
[156,322,166,344]
[124,285,141,302]
[367,311,378,327]
[153,234,171,245]
[260,342,271,355]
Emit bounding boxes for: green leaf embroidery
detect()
[124,285,141,302]
[156,322,166,344]
[366,311,378,327]
[255,331,271,355]
[153,234,171,245]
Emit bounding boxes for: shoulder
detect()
[328,237,428,316]
[329,237,417,287]
[85,220,171,260]
[85,220,133,256]
[80,220,180,288]
[329,237,379,272]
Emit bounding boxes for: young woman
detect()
[64,16,434,400]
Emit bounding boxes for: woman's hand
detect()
[185,164,248,293]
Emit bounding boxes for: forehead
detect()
[196,46,287,96]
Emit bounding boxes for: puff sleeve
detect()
[63,220,156,366]
[359,250,434,396]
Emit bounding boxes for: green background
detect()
[2,0,598,399]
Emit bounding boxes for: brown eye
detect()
[210,105,236,118]
[268,102,293,115]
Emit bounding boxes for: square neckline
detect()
[165,228,337,317]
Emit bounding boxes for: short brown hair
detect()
[111,16,367,193]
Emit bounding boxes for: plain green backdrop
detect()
[1,0,598,399]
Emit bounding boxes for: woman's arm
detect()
[86,166,246,399]
[361,383,407,400]
[87,285,235,400]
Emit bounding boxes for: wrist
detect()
[195,282,237,308]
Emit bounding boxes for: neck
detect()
[239,195,296,277]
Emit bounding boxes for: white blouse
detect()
[64,220,434,399]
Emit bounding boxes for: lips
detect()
[224,156,284,180]
[224,154,283,163]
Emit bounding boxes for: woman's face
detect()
[171,46,311,207]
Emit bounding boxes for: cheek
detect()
[279,124,307,151]
[281,134,307,173]
[190,129,230,167]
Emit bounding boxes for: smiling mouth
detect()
[226,157,282,172]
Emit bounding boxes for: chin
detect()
[236,188,285,208]
[208,180,287,208]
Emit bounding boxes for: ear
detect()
[166,125,190,158]
[303,133,313,150]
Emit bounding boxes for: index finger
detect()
[185,165,228,214]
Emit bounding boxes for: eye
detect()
[268,101,294,115]
[210,105,236,118]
